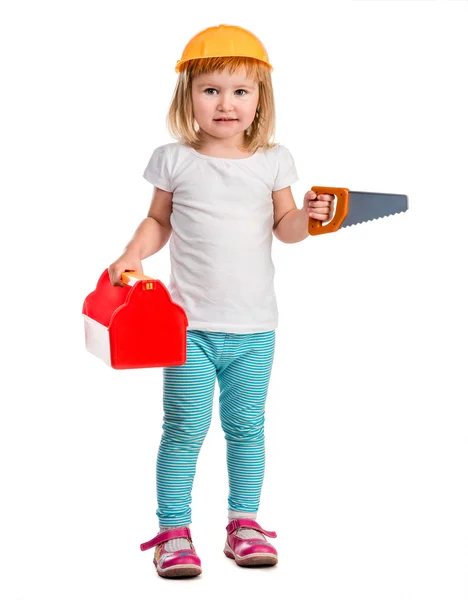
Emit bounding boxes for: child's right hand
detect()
[108,252,143,287]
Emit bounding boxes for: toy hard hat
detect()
[175,24,273,72]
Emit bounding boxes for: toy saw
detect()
[308,187,408,235]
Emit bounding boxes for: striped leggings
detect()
[156,329,276,527]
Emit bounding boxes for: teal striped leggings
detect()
[156,329,276,527]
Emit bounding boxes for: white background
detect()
[1,1,467,598]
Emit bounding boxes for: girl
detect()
[108,24,334,579]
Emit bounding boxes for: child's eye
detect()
[203,89,248,96]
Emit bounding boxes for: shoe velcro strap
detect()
[140,526,191,551]
[226,518,277,538]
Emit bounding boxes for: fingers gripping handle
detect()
[121,270,154,286]
[308,187,349,236]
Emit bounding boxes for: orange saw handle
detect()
[121,270,155,286]
[308,187,349,236]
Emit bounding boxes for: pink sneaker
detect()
[224,518,278,567]
[140,527,202,578]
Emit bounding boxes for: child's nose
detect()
[217,94,234,111]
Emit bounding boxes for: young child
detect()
[108,24,334,578]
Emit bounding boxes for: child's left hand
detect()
[303,190,335,221]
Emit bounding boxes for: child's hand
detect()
[303,190,335,221]
[108,252,143,287]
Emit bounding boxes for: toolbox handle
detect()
[308,187,349,236]
[121,270,155,286]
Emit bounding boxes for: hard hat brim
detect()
[175,55,273,73]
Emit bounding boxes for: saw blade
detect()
[341,191,408,229]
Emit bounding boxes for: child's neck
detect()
[196,133,254,159]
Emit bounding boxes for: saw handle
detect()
[121,270,155,286]
[309,187,349,236]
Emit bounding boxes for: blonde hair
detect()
[167,56,277,153]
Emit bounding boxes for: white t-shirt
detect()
[143,141,299,333]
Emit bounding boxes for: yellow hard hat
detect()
[175,24,273,73]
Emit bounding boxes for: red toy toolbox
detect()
[82,269,188,369]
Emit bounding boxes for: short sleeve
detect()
[142,145,172,192]
[273,145,299,191]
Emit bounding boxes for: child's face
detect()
[191,68,260,143]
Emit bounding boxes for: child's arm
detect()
[126,187,173,257]
[272,187,333,243]
[272,186,309,243]
[108,187,173,285]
